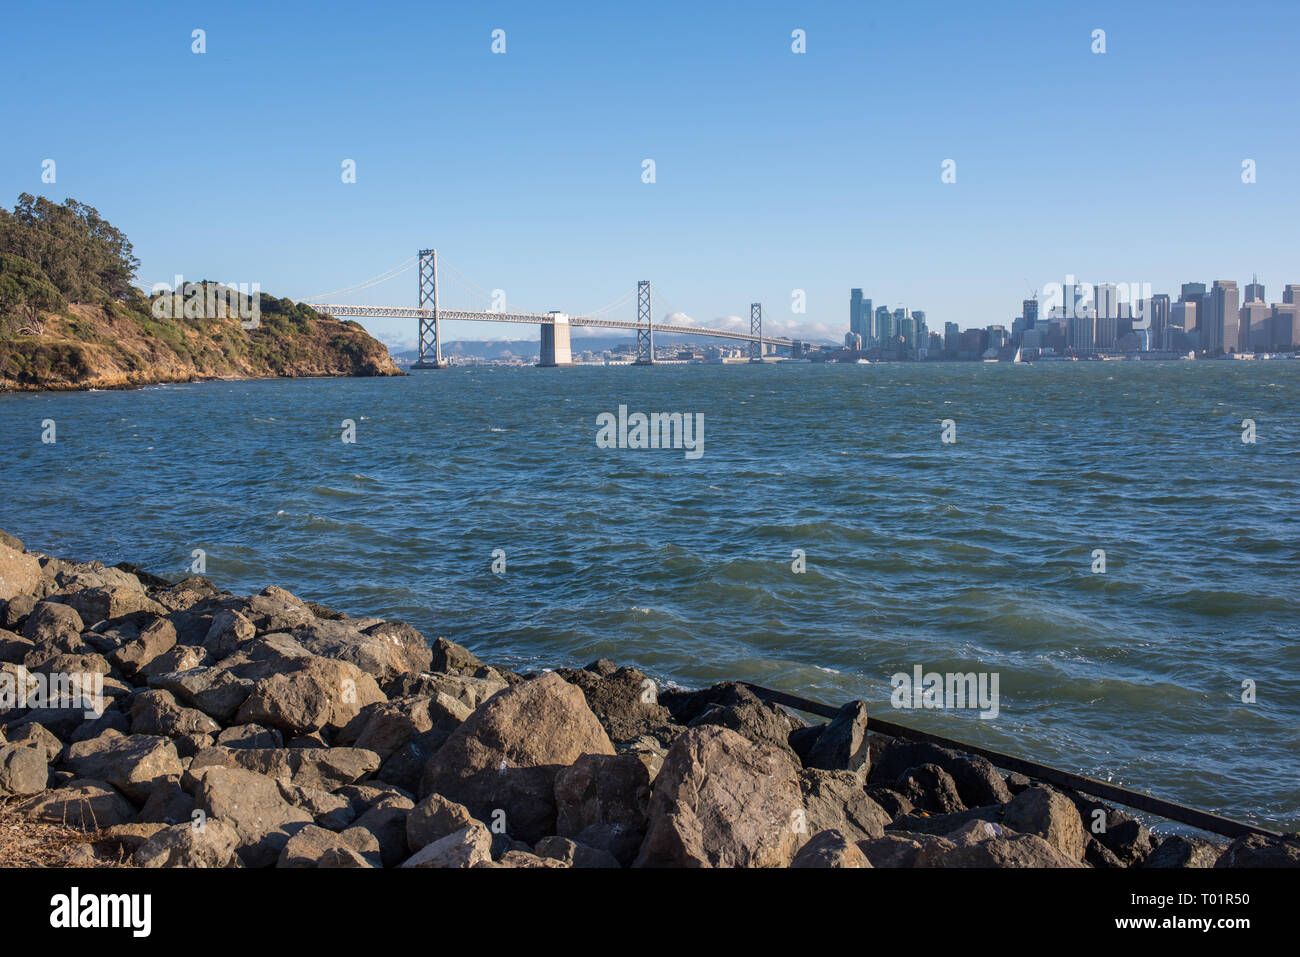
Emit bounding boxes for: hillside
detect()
[0,295,402,391]
[0,193,402,391]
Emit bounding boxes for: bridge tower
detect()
[413,248,447,369]
[634,280,654,365]
[749,302,763,362]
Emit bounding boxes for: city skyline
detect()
[3,1,1298,350]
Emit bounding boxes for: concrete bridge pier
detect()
[538,313,573,367]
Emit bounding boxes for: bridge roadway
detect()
[310,304,794,349]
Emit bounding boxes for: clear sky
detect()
[3,0,1297,348]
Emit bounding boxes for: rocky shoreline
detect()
[0,531,1295,868]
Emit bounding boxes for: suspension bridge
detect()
[307,249,797,367]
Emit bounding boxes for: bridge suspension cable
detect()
[306,256,418,301]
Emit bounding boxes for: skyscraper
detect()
[944,321,959,355]
[1271,302,1298,349]
[1069,313,1095,353]
[1244,275,1265,303]
[1179,283,1207,334]
[1203,281,1240,354]
[1283,284,1300,305]
[849,289,873,344]
[1149,294,1170,351]
[1094,283,1118,350]
[876,305,894,343]
[1022,298,1038,328]
[1240,301,1271,352]
[1170,301,1196,351]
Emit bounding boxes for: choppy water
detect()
[2,361,1297,831]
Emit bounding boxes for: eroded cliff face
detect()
[0,300,402,392]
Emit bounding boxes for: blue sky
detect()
[2,0,1297,347]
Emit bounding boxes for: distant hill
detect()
[0,194,402,391]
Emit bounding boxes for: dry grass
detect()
[0,799,133,868]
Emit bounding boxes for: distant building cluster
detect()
[835,277,1300,362]
[845,289,930,360]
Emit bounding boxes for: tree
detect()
[0,194,138,302]
[0,252,65,336]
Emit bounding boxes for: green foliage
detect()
[0,194,138,302]
[0,252,65,336]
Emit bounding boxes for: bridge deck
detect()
[310,304,794,348]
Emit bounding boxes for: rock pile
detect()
[0,533,1296,868]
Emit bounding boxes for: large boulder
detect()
[800,768,891,842]
[534,835,621,868]
[554,753,651,842]
[0,542,41,602]
[419,672,616,844]
[406,793,478,853]
[62,733,183,803]
[1214,834,1300,868]
[804,700,870,773]
[1143,835,1225,868]
[0,743,48,797]
[135,820,240,868]
[187,746,380,792]
[925,819,1086,868]
[21,601,84,646]
[15,778,138,829]
[235,656,385,736]
[634,725,805,868]
[665,682,801,758]
[895,763,966,815]
[791,828,872,868]
[110,618,178,679]
[553,662,677,746]
[149,666,253,724]
[288,618,432,685]
[129,689,221,738]
[400,822,493,868]
[858,831,958,867]
[277,825,376,868]
[1002,786,1086,862]
[189,766,313,867]
[66,586,163,625]
[202,609,255,660]
[348,797,414,867]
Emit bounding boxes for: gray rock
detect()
[0,743,48,797]
[190,766,314,867]
[63,733,182,803]
[21,601,84,645]
[406,792,477,853]
[534,835,621,868]
[1002,786,1086,861]
[135,820,240,868]
[14,777,136,829]
[895,763,966,815]
[399,822,493,868]
[419,672,615,844]
[1143,834,1225,868]
[1214,833,1300,868]
[277,824,376,868]
[129,689,221,737]
[634,726,806,868]
[804,700,870,773]
[791,828,872,868]
[0,542,41,602]
[800,768,891,842]
[110,617,177,679]
[554,752,650,844]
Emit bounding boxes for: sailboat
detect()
[1012,346,1024,363]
